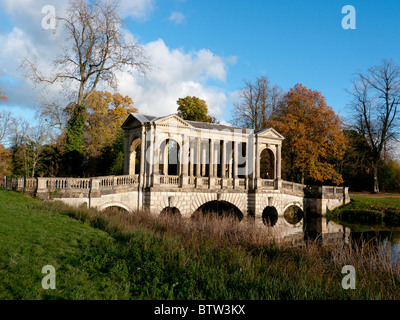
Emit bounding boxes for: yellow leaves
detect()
[83,91,138,157]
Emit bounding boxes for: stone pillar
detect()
[255,136,260,188]
[275,144,282,189]
[151,124,159,186]
[213,142,218,177]
[209,139,214,188]
[160,140,167,176]
[233,141,239,188]
[195,136,201,187]
[189,140,194,177]
[139,126,146,186]
[180,135,189,186]
[221,140,226,178]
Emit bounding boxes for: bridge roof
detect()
[122,113,283,140]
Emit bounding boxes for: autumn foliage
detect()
[81,91,138,158]
[266,84,347,185]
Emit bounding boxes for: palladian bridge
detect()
[4,113,350,234]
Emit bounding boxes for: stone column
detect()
[180,135,189,186]
[195,136,201,187]
[221,140,226,178]
[189,140,194,178]
[255,136,260,189]
[162,141,168,176]
[233,141,239,188]
[151,124,159,186]
[213,142,218,178]
[275,144,282,189]
[209,139,214,188]
[139,126,146,186]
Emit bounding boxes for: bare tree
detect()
[0,111,17,146]
[231,76,283,130]
[22,0,150,110]
[348,59,400,193]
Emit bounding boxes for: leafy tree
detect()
[177,96,215,123]
[96,130,125,176]
[63,103,86,176]
[83,91,137,158]
[266,83,347,185]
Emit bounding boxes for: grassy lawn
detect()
[1,189,400,300]
[0,190,128,299]
[350,193,400,210]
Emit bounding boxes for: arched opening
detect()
[260,148,275,180]
[159,139,180,176]
[103,206,130,214]
[160,207,182,217]
[129,137,141,175]
[283,205,304,225]
[262,206,278,227]
[193,200,243,221]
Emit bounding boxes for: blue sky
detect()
[1,0,400,125]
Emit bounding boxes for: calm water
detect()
[270,215,400,268]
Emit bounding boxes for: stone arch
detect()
[129,137,142,175]
[193,200,244,221]
[159,138,181,176]
[262,206,278,227]
[259,147,275,180]
[99,202,131,213]
[160,206,182,217]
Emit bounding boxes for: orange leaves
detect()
[0,89,7,103]
[266,83,347,184]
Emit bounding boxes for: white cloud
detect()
[169,11,185,24]
[0,1,236,122]
[119,0,155,20]
[116,39,236,119]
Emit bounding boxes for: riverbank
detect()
[1,189,400,300]
[327,193,400,226]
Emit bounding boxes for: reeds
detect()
[36,199,400,299]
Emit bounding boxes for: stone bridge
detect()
[3,113,350,228]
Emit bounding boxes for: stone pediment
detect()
[154,114,193,128]
[256,128,285,140]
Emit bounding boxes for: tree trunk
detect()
[373,164,379,194]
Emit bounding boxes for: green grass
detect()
[1,189,400,300]
[350,193,400,210]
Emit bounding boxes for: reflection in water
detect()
[266,215,400,270]
[266,215,350,246]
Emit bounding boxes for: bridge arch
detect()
[192,200,244,221]
[262,206,278,227]
[98,202,131,213]
[160,206,182,217]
